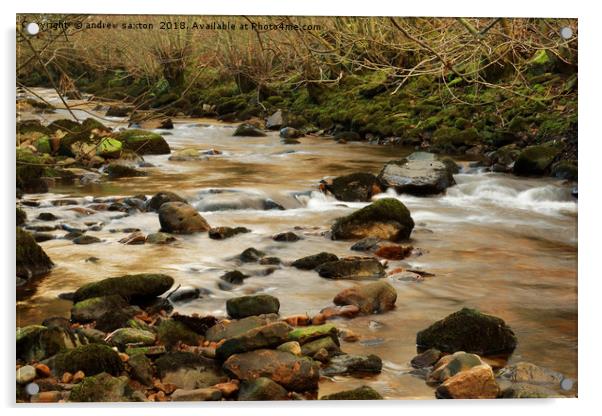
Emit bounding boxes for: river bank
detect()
[16,88,577,401]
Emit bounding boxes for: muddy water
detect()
[17,89,577,399]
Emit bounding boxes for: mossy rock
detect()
[34,136,52,154]
[16,148,52,193]
[71,295,140,332]
[233,123,266,137]
[96,137,122,158]
[16,227,53,279]
[53,344,124,376]
[327,172,383,202]
[17,324,87,362]
[115,129,171,155]
[108,328,156,350]
[154,351,215,377]
[291,252,339,270]
[17,119,52,135]
[226,294,280,319]
[69,373,140,402]
[513,144,561,176]
[432,126,481,151]
[237,377,289,401]
[551,160,577,181]
[16,207,26,226]
[416,307,517,355]
[320,385,383,400]
[288,324,338,345]
[72,273,174,303]
[156,320,200,348]
[106,163,145,178]
[47,118,81,133]
[331,198,414,241]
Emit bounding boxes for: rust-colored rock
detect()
[436,364,500,399]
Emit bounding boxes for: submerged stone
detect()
[73,273,174,303]
[320,385,383,400]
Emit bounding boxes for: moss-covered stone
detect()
[16,207,26,226]
[233,123,266,137]
[513,144,562,176]
[106,163,145,178]
[226,294,280,319]
[316,258,386,280]
[551,160,577,181]
[16,227,53,279]
[108,328,156,350]
[72,273,174,303]
[327,172,383,202]
[17,324,86,362]
[34,136,52,154]
[288,324,338,345]
[432,126,481,151]
[69,373,140,402]
[96,137,122,158]
[156,319,200,348]
[331,198,414,241]
[16,148,52,193]
[416,308,517,355]
[53,344,124,376]
[215,322,292,360]
[320,385,383,400]
[115,129,171,155]
[71,295,139,332]
[291,252,339,270]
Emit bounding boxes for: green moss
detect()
[115,129,170,155]
[513,143,562,176]
[73,273,174,303]
[53,344,124,376]
[156,320,200,348]
[320,385,383,400]
[96,137,122,158]
[288,324,338,345]
[69,373,137,402]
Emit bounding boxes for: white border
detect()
[3,1,598,415]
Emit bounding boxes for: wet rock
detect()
[551,160,578,181]
[238,377,289,401]
[17,207,27,226]
[513,144,562,176]
[227,294,280,319]
[325,173,383,202]
[411,348,442,369]
[72,235,101,245]
[416,308,517,355]
[115,129,171,155]
[374,243,413,260]
[16,365,36,384]
[17,324,87,362]
[233,123,266,137]
[220,270,249,285]
[146,232,177,244]
[216,322,293,359]
[331,198,414,241]
[378,155,456,195]
[321,354,382,377]
[147,191,187,212]
[171,314,218,335]
[159,202,210,234]
[223,349,320,391]
[155,351,226,389]
[33,232,54,243]
[259,257,281,265]
[106,163,145,178]
[316,258,385,280]
[239,247,265,263]
[311,305,360,324]
[16,227,54,279]
[334,131,361,141]
[300,336,340,357]
[205,314,279,342]
[320,385,383,400]
[73,273,174,304]
[171,387,222,401]
[69,373,142,402]
[277,341,302,356]
[195,189,284,211]
[125,345,166,356]
[37,212,58,221]
[291,252,339,270]
[168,148,204,161]
[333,280,397,314]
[157,320,200,348]
[168,287,202,303]
[209,226,251,240]
[71,295,139,332]
[280,127,302,139]
[119,231,146,245]
[435,364,500,399]
[427,351,485,384]
[499,382,558,398]
[266,110,284,130]
[496,362,564,385]
[106,105,133,117]
[107,328,155,350]
[52,344,124,376]
[96,138,123,158]
[288,324,338,345]
[127,353,153,385]
[350,237,382,252]
[273,231,301,242]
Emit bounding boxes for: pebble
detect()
[72,370,85,383]
[34,363,51,378]
[61,372,73,384]
[16,365,36,384]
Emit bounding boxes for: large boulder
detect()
[216,322,292,360]
[333,280,397,314]
[513,144,562,176]
[435,364,500,399]
[226,295,280,319]
[325,173,384,202]
[316,258,385,280]
[114,129,170,155]
[16,227,54,280]
[72,273,174,303]
[266,110,284,130]
[291,252,339,270]
[147,191,187,212]
[223,349,320,391]
[378,153,456,195]
[51,344,124,376]
[331,198,414,241]
[70,295,139,332]
[158,202,210,234]
[416,308,517,355]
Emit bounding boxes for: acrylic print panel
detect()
[15,14,577,402]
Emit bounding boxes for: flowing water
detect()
[17,89,578,399]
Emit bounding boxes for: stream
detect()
[17,88,578,399]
